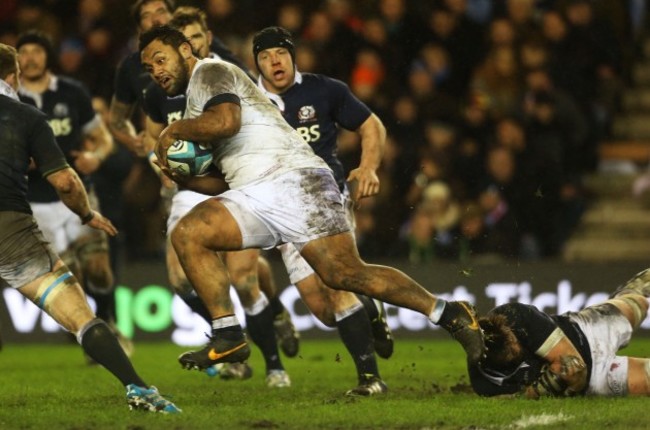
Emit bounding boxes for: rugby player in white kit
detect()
[139,26,486,377]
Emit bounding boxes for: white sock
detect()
[211,315,240,330]
[244,291,270,316]
[334,302,364,322]
[428,300,447,324]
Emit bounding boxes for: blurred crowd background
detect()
[1,0,648,268]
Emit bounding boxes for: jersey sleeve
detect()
[142,83,165,124]
[113,55,137,104]
[27,109,69,177]
[194,63,241,112]
[326,77,371,131]
[73,81,98,131]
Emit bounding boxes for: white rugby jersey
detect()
[184,58,329,189]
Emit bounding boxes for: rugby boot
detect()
[219,362,254,380]
[370,299,394,359]
[274,309,300,358]
[179,334,251,371]
[126,384,181,414]
[438,301,485,365]
[266,369,291,388]
[345,375,388,397]
[610,268,650,298]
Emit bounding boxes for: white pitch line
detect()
[511,412,574,428]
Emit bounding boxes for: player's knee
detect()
[612,294,648,328]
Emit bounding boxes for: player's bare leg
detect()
[171,199,251,370]
[18,260,179,413]
[300,231,485,364]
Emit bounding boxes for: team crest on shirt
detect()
[53,103,69,117]
[297,105,316,123]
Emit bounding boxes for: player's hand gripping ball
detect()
[166,140,214,177]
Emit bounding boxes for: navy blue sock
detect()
[81,320,146,387]
[336,309,380,382]
[245,306,283,372]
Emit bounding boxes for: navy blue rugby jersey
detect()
[468,302,592,397]
[277,73,371,191]
[19,76,97,203]
[0,93,68,213]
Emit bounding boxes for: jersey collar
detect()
[0,80,18,101]
[18,74,58,110]
[256,69,302,112]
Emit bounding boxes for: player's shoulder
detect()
[1,96,47,124]
[196,58,233,72]
[55,75,89,93]
[117,50,141,69]
[144,79,167,101]
[301,73,350,98]
[301,73,344,87]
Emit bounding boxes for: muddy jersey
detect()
[184,58,329,189]
[19,75,99,203]
[469,302,592,396]
[143,52,253,127]
[0,83,68,214]
[258,73,371,191]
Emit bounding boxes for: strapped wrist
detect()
[81,211,95,225]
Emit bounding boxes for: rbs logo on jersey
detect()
[47,118,72,136]
[296,125,320,143]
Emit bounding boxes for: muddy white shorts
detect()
[219,168,350,252]
[567,302,634,396]
[30,190,103,254]
[277,184,356,284]
[167,189,214,235]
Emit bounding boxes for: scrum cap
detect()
[252,26,295,70]
[16,30,56,69]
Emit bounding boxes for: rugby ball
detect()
[167,140,214,176]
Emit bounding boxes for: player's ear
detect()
[180,42,192,60]
[207,30,213,47]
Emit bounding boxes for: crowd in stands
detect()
[1,0,647,264]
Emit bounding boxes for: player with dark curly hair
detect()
[470,268,650,398]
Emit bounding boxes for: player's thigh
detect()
[0,212,58,289]
[627,357,650,395]
[18,260,95,333]
[300,231,364,286]
[171,197,243,250]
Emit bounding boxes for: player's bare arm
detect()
[45,167,117,237]
[71,121,114,176]
[154,102,241,166]
[347,113,385,201]
[524,332,587,398]
[108,96,146,156]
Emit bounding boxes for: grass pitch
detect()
[1,337,649,429]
